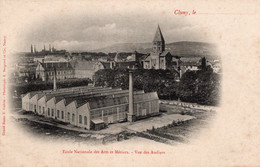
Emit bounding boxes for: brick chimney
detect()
[127,70,136,122]
[53,67,57,91]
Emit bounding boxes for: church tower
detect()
[152,25,165,53]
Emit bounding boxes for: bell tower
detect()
[152,25,165,53]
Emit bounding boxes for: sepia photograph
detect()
[0,0,259,166]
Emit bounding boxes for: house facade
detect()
[36,62,74,81]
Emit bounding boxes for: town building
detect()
[21,71,159,130]
[73,60,105,80]
[101,51,146,70]
[14,61,37,80]
[33,56,45,63]
[143,25,173,70]
[44,55,69,63]
[207,60,221,73]
[36,62,74,81]
[179,57,209,77]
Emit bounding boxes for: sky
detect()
[15,4,211,52]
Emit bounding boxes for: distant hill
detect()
[93,41,220,60]
[92,42,152,53]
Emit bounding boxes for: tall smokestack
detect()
[49,44,51,52]
[53,67,57,91]
[34,45,37,53]
[31,44,33,53]
[127,70,135,122]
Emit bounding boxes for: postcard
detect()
[0,0,259,166]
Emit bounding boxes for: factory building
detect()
[21,71,159,130]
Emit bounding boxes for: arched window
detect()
[72,114,75,122]
[84,116,87,125]
[79,115,82,124]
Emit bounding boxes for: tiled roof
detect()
[74,61,100,70]
[92,118,104,124]
[88,91,158,110]
[43,87,114,102]
[29,86,102,100]
[180,57,202,66]
[160,51,171,57]
[40,62,73,71]
[56,88,123,105]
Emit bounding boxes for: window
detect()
[67,112,70,121]
[79,115,82,124]
[39,106,41,112]
[51,109,54,116]
[34,105,36,112]
[57,110,60,118]
[151,59,157,66]
[43,107,45,114]
[48,108,50,115]
[84,116,87,125]
[72,114,75,122]
[61,111,64,119]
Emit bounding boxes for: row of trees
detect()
[94,68,220,106]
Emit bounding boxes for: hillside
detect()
[92,42,152,53]
[93,41,220,60]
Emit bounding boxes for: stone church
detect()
[143,25,172,70]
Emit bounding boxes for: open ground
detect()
[11,100,216,145]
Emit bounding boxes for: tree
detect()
[178,71,198,103]
[178,69,220,105]
[93,68,220,106]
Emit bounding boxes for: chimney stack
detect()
[127,70,135,122]
[49,44,51,52]
[31,44,33,53]
[53,67,57,91]
[34,45,37,53]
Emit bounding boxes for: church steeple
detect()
[152,25,165,53]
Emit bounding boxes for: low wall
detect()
[160,100,217,111]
